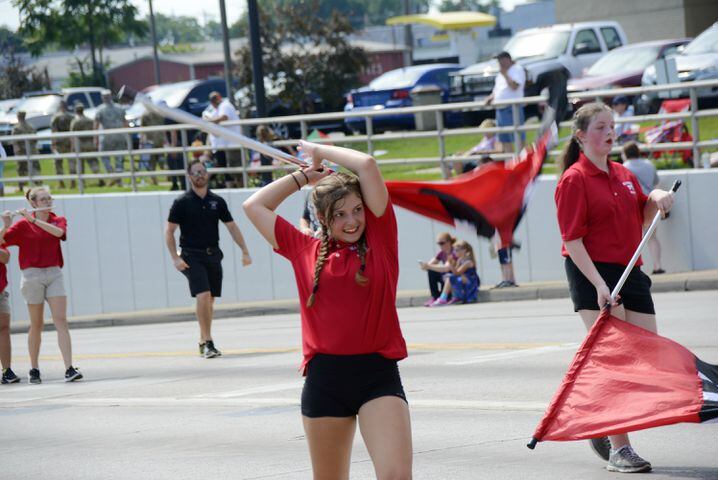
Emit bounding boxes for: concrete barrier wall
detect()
[2,169,716,321]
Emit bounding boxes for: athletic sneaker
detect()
[589,436,611,461]
[423,297,436,307]
[29,368,41,384]
[1,368,20,384]
[430,297,449,307]
[204,340,222,359]
[606,445,652,473]
[199,342,206,356]
[64,366,83,382]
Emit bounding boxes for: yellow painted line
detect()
[13,342,565,361]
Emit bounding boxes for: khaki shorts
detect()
[20,267,66,305]
[0,291,9,315]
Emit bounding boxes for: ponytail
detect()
[557,137,582,175]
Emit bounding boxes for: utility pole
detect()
[247,0,266,117]
[402,0,413,66]
[149,0,161,84]
[218,0,234,104]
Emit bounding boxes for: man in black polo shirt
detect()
[165,160,252,358]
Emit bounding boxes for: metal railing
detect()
[1,78,716,193]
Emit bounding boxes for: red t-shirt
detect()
[3,213,67,270]
[555,153,648,266]
[274,200,408,373]
[0,246,8,293]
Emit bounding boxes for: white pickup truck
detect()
[449,21,628,117]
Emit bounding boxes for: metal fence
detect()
[1,78,717,193]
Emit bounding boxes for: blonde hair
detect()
[306,172,368,307]
[557,102,612,175]
[478,118,496,130]
[25,186,50,206]
[454,240,475,260]
[437,232,456,245]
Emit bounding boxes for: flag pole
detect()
[116,86,304,168]
[609,180,681,302]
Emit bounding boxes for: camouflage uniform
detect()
[70,114,100,176]
[95,103,127,174]
[50,110,75,178]
[12,121,41,182]
[140,110,166,184]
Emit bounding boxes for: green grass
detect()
[2,116,716,195]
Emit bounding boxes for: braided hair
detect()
[305,172,368,308]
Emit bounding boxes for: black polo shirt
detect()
[168,189,233,249]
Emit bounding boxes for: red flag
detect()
[385,129,550,247]
[530,309,718,447]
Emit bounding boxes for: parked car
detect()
[125,78,227,127]
[0,98,21,114]
[568,39,691,111]
[449,21,627,119]
[343,63,462,134]
[638,22,718,113]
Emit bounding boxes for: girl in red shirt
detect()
[1,187,82,384]
[555,103,673,473]
[244,141,411,480]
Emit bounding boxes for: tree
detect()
[437,0,490,12]
[13,0,147,86]
[0,47,50,99]
[0,26,26,52]
[233,0,368,115]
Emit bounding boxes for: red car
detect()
[568,39,691,110]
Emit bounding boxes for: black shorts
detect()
[301,353,407,418]
[565,257,655,314]
[180,248,223,297]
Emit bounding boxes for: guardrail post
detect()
[240,147,249,188]
[74,136,84,194]
[689,88,700,168]
[436,110,449,179]
[300,120,308,139]
[25,139,34,186]
[511,103,521,154]
[180,129,189,190]
[365,117,374,155]
[127,133,137,192]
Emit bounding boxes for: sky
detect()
[0,0,529,32]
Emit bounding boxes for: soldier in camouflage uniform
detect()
[94,91,128,186]
[50,100,74,189]
[70,104,102,186]
[140,109,166,186]
[11,111,41,190]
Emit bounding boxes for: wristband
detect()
[290,173,302,191]
[298,169,310,185]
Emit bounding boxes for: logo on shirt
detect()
[208,200,219,210]
[622,181,637,195]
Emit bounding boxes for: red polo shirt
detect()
[274,200,408,373]
[3,213,67,270]
[0,246,8,293]
[555,153,648,266]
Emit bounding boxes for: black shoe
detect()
[29,368,41,384]
[652,269,665,275]
[199,342,206,356]
[1,368,20,384]
[204,340,222,359]
[64,366,83,382]
[589,436,611,462]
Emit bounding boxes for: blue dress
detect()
[449,261,480,303]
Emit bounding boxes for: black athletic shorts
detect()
[565,257,655,315]
[301,353,407,418]
[180,247,223,297]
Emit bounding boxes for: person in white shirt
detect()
[206,92,242,188]
[484,51,526,153]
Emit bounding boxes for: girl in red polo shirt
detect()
[243,141,411,479]
[0,245,20,384]
[555,103,673,474]
[1,187,82,384]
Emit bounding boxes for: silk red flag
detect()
[529,309,718,448]
[385,128,552,247]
